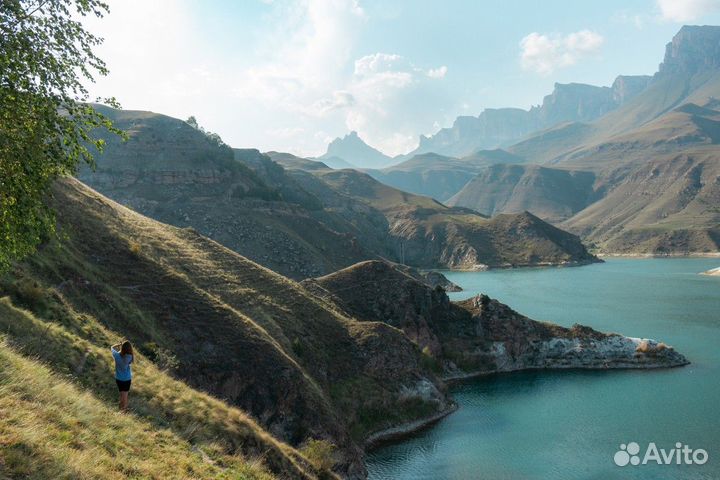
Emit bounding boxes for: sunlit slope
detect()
[1,177,450,477]
[0,303,301,480]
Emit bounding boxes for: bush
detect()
[419,345,440,372]
[12,278,49,310]
[142,342,179,372]
[128,241,142,256]
[291,337,305,357]
[300,439,336,471]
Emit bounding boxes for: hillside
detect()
[273,157,599,269]
[0,180,686,478]
[77,106,597,275]
[447,164,596,223]
[78,107,390,279]
[366,150,524,202]
[3,178,462,478]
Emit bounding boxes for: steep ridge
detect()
[366,150,524,202]
[1,181,684,479]
[303,261,688,383]
[272,157,599,269]
[7,178,460,478]
[78,106,388,279]
[409,77,650,158]
[447,164,597,223]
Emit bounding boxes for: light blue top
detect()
[111,347,133,381]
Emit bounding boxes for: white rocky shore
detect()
[488,335,689,371]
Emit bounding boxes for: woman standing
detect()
[111,341,134,411]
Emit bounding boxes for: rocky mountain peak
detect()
[658,25,720,75]
[321,130,392,168]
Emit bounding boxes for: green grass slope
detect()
[447,164,596,223]
[308,168,598,268]
[365,150,524,202]
[1,178,452,478]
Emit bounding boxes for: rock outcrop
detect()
[658,25,720,76]
[306,261,689,380]
[408,77,650,158]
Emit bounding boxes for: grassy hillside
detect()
[0,324,280,480]
[307,168,598,268]
[365,150,524,202]
[447,164,596,223]
[78,107,383,280]
[0,178,459,478]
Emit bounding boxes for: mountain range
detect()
[345,25,720,255]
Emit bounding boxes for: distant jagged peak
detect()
[658,25,720,76]
[320,130,392,169]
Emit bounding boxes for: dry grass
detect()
[0,298,316,479]
[0,338,274,480]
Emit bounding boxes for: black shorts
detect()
[116,379,132,392]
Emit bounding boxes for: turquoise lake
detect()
[366,258,720,480]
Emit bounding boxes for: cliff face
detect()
[306,261,689,381]
[410,77,650,157]
[658,25,720,76]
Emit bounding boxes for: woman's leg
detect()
[120,391,129,411]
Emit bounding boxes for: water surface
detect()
[366,258,720,480]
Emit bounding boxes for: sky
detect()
[84,0,720,157]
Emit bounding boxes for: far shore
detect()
[597,252,720,258]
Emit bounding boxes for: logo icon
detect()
[614,442,641,466]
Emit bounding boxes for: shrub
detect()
[300,439,336,471]
[142,342,179,372]
[419,345,440,372]
[636,340,651,353]
[291,337,305,357]
[128,241,141,256]
[12,278,49,310]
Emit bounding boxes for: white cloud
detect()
[657,0,720,22]
[427,65,448,78]
[520,30,604,75]
[341,53,449,155]
[311,90,356,115]
[85,0,452,157]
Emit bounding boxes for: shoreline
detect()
[363,403,458,451]
[597,252,720,258]
[441,258,600,273]
[364,360,689,452]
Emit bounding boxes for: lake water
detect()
[366,258,720,480]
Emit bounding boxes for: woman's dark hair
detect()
[120,340,133,357]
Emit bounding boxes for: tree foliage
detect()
[0,0,122,269]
